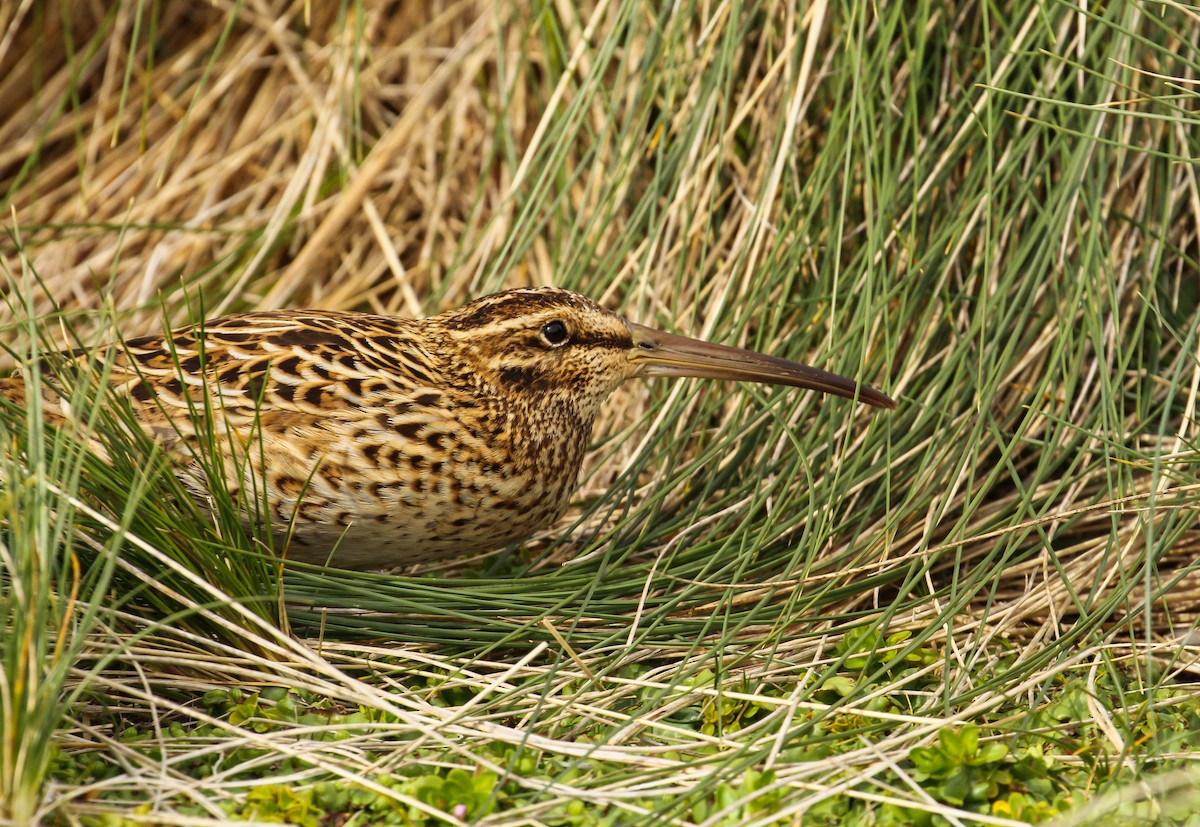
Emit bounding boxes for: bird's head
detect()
[440,286,895,419]
[441,288,639,417]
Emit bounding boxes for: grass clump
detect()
[3,0,1200,824]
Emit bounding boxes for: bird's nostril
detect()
[639,341,655,350]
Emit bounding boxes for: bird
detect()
[0,287,895,569]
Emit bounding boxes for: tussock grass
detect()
[2,0,1200,823]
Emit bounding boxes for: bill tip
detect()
[865,388,898,409]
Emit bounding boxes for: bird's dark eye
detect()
[540,320,570,346]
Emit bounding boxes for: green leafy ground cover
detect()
[39,645,1200,824]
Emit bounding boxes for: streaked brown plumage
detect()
[0,287,895,568]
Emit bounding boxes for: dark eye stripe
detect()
[574,332,632,349]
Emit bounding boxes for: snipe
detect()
[1,288,894,568]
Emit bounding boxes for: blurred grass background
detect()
[2,0,1199,824]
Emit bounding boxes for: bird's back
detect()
[0,309,589,568]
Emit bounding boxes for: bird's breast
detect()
[212,388,597,567]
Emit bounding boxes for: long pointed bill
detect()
[625,321,896,409]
